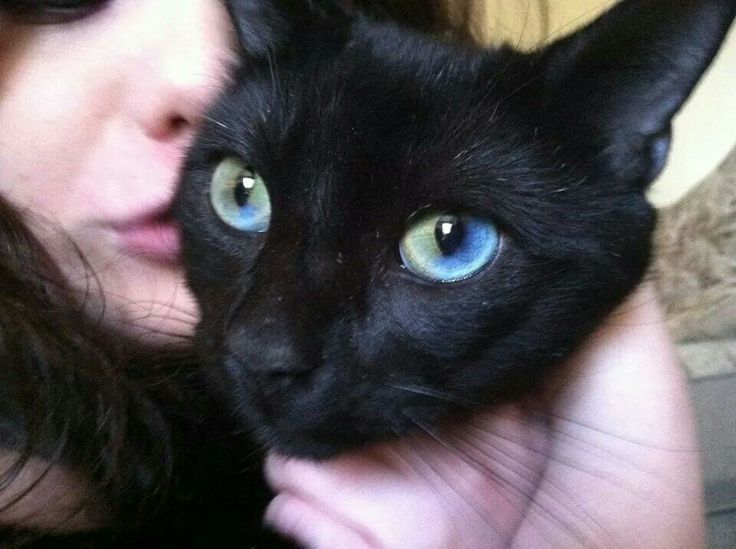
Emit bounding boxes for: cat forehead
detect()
[190,32,561,243]
[229,20,525,143]
[224,29,532,181]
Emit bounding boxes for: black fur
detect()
[178,0,736,459]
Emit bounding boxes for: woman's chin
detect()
[71,256,199,348]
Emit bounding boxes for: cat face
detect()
[177,0,736,458]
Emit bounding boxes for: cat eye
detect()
[210,156,271,232]
[399,211,499,282]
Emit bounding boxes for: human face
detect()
[0,0,236,344]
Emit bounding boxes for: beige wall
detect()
[454,0,736,207]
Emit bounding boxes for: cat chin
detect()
[220,362,453,459]
[243,403,388,460]
[212,329,559,459]
[260,429,363,461]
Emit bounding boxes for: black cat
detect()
[177,0,736,460]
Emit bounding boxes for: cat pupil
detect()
[434,214,465,255]
[234,170,255,208]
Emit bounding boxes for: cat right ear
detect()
[226,0,352,57]
[534,0,736,188]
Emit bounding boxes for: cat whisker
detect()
[450,427,614,546]
[387,442,477,540]
[544,409,700,454]
[470,409,700,502]
[202,115,230,130]
[389,376,700,540]
[455,421,622,544]
[399,410,510,545]
[467,414,634,488]
[388,381,688,502]
[402,409,593,546]
[386,383,479,408]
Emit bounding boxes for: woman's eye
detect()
[210,156,272,233]
[5,0,109,24]
[399,211,499,282]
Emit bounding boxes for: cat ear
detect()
[536,0,736,187]
[226,0,352,57]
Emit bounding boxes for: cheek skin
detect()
[0,0,237,342]
[0,453,106,533]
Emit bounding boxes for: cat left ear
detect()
[536,0,736,187]
[227,0,353,57]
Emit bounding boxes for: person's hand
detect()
[264,284,704,548]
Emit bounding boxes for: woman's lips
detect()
[115,213,182,264]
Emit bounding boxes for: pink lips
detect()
[115,209,182,264]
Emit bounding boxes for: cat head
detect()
[177,0,736,458]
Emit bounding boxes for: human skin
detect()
[0,0,235,344]
[264,285,705,548]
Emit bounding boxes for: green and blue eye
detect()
[210,156,271,232]
[399,211,499,282]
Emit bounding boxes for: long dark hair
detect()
[0,194,187,536]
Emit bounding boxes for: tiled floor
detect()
[689,374,736,548]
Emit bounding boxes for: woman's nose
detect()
[126,0,236,144]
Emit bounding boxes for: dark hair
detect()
[0,193,183,537]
